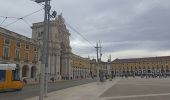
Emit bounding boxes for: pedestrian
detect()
[23,78,27,84]
[35,78,37,82]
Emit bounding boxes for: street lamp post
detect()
[95,43,100,82]
[33,0,57,99]
[34,0,51,100]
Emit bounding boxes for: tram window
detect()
[12,70,20,81]
[0,70,5,82]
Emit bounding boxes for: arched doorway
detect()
[31,66,37,78]
[22,65,29,77]
[166,65,169,77]
[147,66,151,77]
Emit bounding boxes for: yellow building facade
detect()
[71,54,91,79]
[112,56,170,77]
[0,27,39,80]
[90,59,97,78]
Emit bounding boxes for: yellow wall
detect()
[35,48,38,62]
[112,60,170,70]
[9,39,16,61]
[72,55,91,71]
[0,30,39,65]
[29,45,33,64]
[19,42,25,63]
[90,63,97,75]
[0,34,4,58]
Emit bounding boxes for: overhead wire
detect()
[3,8,44,28]
[70,35,80,47]
[1,5,96,56]
[65,21,95,48]
[0,16,19,26]
[0,16,18,19]
[4,19,20,27]
[22,8,44,18]
[21,18,32,27]
[46,7,97,56]
[0,17,7,26]
[45,6,98,58]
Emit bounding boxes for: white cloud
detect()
[1,0,170,61]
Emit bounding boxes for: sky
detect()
[0,0,170,61]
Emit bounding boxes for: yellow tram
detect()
[0,64,23,91]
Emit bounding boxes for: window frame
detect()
[24,52,29,62]
[12,69,20,81]
[4,38,10,45]
[25,43,29,50]
[3,46,9,60]
[0,70,6,82]
[16,41,20,48]
[15,48,20,61]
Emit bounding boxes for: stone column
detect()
[78,68,81,77]
[71,66,73,79]
[65,58,68,78]
[50,55,53,76]
[19,64,22,79]
[75,68,78,77]
[84,69,86,78]
[55,54,60,80]
[84,69,85,78]
[28,65,32,78]
[48,54,51,75]
[58,55,60,75]
[56,54,61,79]
[54,54,57,76]
[61,57,66,78]
[77,68,79,78]
[52,55,55,76]
[68,58,72,79]
[72,68,74,79]
[55,54,57,76]
[50,54,53,76]
[60,57,63,78]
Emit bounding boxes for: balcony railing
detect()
[32,60,37,64]
[14,58,20,62]
[24,59,29,63]
[2,56,10,60]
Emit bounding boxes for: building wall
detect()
[0,34,4,59]
[112,56,170,76]
[0,27,39,81]
[71,54,91,79]
[31,14,72,80]
[101,62,110,76]
[90,59,97,77]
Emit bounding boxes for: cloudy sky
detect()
[0,0,170,61]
